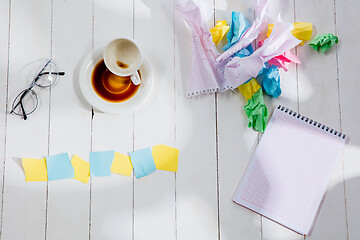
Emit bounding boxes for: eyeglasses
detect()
[10,59,65,120]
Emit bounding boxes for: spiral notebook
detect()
[233,105,347,236]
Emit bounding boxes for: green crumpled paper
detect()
[243,88,268,132]
[309,33,338,54]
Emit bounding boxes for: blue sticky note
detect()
[46,153,75,181]
[89,151,115,177]
[129,148,156,179]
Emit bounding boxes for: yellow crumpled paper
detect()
[238,78,261,101]
[267,22,313,45]
[210,20,230,46]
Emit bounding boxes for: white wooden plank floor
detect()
[0,0,359,239]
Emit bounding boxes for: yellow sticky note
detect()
[152,145,179,172]
[111,152,133,177]
[267,22,313,45]
[210,20,230,46]
[22,158,48,182]
[71,155,90,184]
[238,78,261,101]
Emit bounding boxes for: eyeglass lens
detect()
[11,89,38,119]
[34,60,60,88]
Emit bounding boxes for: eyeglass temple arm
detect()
[39,71,65,76]
[20,100,28,120]
[34,71,65,83]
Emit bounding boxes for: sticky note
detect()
[223,11,251,51]
[111,152,133,177]
[267,22,313,45]
[71,155,90,184]
[129,148,156,179]
[291,22,313,45]
[238,78,261,101]
[257,65,281,98]
[46,153,75,181]
[89,151,115,177]
[152,145,179,172]
[210,20,230,46]
[309,33,338,54]
[243,88,268,132]
[22,158,48,182]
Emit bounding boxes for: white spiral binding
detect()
[277,105,347,140]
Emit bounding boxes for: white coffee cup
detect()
[103,38,143,85]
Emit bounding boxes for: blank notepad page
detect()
[233,105,347,235]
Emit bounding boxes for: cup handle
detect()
[130,71,141,85]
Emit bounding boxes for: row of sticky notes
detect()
[22,145,179,183]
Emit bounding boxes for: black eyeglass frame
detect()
[10,59,65,120]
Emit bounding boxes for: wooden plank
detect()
[215,1,262,239]
[45,0,92,239]
[295,0,347,239]
[336,0,360,239]
[133,0,176,239]
[175,0,219,239]
[1,0,52,239]
[90,0,134,239]
[264,0,299,111]
[261,1,304,239]
[0,0,10,234]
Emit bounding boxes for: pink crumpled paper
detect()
[258,40,301,71]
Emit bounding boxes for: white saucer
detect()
[79,47,153,113]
